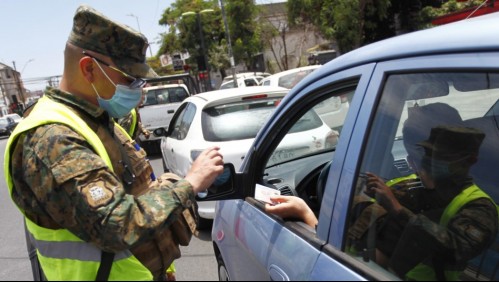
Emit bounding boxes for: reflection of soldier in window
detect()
[365,126,498,281]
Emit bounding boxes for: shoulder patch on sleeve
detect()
[81,179,115,208]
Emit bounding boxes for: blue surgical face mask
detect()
[91,59,143,118]
[422,155,469,180]
[92,84,142,118]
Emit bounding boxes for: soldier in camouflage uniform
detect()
[366,125,498,280]
[5,5,223,281]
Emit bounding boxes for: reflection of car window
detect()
[0,118,8,126]
[202,98,280,142]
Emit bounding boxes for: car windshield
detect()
[219,81,236,90]
[143,87,188,106]
[202,98,280,141]
[0,118,8,126]
[278,69,316,89]
[7,114,22,122]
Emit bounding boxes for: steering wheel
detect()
[294,160,333,215]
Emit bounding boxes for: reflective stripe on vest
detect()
[4,96,153,281]
[129,108,137,137]
[385,174,418,188]
[406,184,496,281]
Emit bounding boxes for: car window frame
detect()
[237,63,376,241]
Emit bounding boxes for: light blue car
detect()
[198,13,499,281]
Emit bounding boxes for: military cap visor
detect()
[418,126,485,160]
[68,5,158,79]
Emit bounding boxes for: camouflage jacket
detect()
[9,87,195,253]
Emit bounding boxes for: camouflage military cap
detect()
[68,5,157,79]
[418,125,485,160]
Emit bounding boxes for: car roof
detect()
[312,13,499,77]
[190,86,288,103]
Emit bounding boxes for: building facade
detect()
[0,62,27,116]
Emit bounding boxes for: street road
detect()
[0,137,218,281]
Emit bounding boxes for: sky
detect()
[0,0,175,91]
[0,0,283,92]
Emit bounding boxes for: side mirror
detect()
[196,163,236,200]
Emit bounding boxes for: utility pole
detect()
[196,12,212,92]
[182,10,214,92]
[127,14,153,57]
[219,0,238,88]
[12,61,25,107]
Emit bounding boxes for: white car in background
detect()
[219,72,271,89]
[160,86,339,228]
[261,65,349,130]
[260,65,321,88]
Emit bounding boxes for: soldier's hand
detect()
[366,172,403,214]
[185,146,224,194]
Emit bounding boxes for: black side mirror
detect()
[196,163,236,200]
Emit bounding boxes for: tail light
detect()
[325,130,339,149]
[340,94,348,103]
[242,94,268,100]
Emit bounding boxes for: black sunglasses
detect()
[82,51,147,89]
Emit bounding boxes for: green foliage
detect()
[157,0,261,73]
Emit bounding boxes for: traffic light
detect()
[197,55,206,71]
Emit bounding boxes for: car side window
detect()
[347,72,499,280]
[245,78,258,87]
[262,84,355,215]
[170,103,196,140]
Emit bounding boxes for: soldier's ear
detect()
[80,56,96,83]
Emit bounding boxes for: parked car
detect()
[137,74,199,154]
[196,13,499,280]
[0,113,22,137]
[221,72,271,85]
[160,86,339,229]
[259,65,321,88]
[261,65,349,130]
[219,72,270,90]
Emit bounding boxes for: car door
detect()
[326,52,499,281]
[212,64,377,281]
[164,102,197,175]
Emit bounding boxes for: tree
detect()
[287,0,445,54]
[226,0,262,70]
[157,0,263,78]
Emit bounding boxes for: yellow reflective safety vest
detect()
[405,184,497,281]
[4,96,153,281]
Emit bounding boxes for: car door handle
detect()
[268,264,289,281]
[167,110,175,114]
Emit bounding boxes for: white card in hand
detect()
[254,184,280,204]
